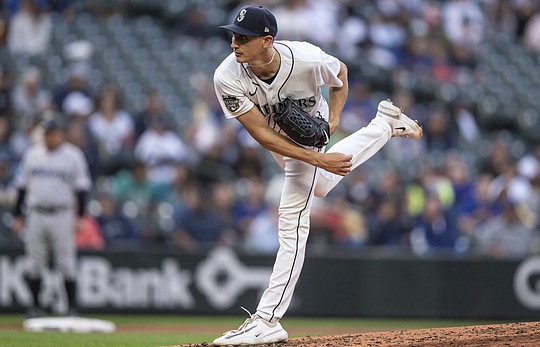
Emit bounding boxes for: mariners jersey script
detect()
[15,142,91,207]
[213,40,342,132]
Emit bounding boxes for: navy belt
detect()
[32,205,69,214]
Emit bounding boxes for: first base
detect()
[23,316,116,333]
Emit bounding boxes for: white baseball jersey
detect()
[15,141,91,208]
[213,39,393,323]
[214,40,343,128]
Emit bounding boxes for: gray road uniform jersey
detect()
[214,40,394,322]
[15,141,92,279]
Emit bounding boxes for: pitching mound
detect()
[179,321,540,347]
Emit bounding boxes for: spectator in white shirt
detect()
[442,0,485,49]
[7,0,52,56]
[87,84,134,175]
[11,66,52,129]
[134,114,188,185]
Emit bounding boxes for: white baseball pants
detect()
[256,117,392,322]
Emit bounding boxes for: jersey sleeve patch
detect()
[222,95,240,112]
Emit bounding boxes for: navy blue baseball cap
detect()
[220,6,278,37]
[41,117,66,133]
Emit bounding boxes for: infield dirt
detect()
[177,321,540,347]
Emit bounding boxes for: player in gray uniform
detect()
[12,116,92,317]
[212,6,422,346]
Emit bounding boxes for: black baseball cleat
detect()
[376,99,423,140]
[26,307,46,319]
[65,308,78,317]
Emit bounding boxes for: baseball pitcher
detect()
[212,6,422,345]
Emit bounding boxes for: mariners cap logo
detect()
[219,6,278,37]
[237,9,246,22]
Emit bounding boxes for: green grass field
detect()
[0,314,511,347]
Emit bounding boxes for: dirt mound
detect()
[179,321,540,347]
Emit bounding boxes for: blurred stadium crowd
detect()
[0,0,540,259]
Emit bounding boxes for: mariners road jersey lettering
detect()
[29,167,71,181]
